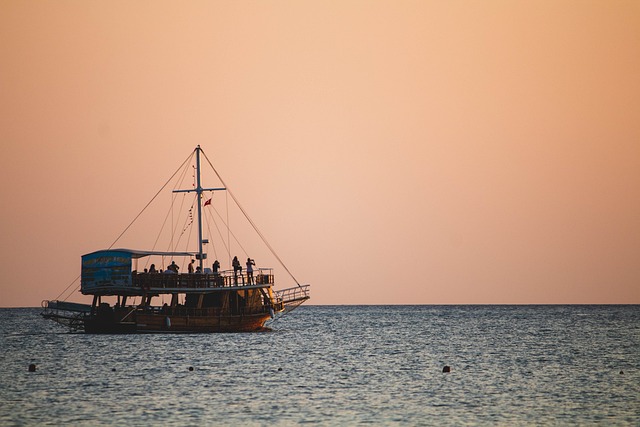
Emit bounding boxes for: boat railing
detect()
[41,300,91,331]
[274,284,311,305]
[131,268,274,290]
[42,300,92,313]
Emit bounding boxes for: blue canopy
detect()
[81,249,195,292]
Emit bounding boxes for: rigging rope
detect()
[107,151,195,250]
[57,150,196,301]
[226,190,230,266]
[209,203,249,260]
[201,149,301,287]
[203,196,222,261]
[145,197,174,269]
[181,196,197,270]
[54,275,80,302]
[170,162,194,252]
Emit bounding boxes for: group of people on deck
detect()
[144,257,257,284]
[146,262,179,274]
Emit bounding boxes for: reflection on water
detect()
[1,306,638,425]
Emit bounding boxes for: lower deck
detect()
[41,285,310,333]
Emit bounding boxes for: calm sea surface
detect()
[1,305,638,426]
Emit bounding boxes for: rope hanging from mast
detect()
[107,151,195,250]
[201,149,302,287]
[56,151,196,301]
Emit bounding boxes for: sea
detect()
[1,305,638,426]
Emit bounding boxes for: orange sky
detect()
[1,1,639,306]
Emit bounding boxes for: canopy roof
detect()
[82,249,196,259]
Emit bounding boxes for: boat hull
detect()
[84,319,137,334]
[135,312,271,333]
[83,312,271,333]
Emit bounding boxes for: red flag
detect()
[203,198,212,207]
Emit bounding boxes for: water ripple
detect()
[0,306,638,425]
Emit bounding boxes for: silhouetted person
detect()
[232,256,242,284]
[168,261,179,273]
[246,258,255,284]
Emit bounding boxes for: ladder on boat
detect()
[41,300,91,332]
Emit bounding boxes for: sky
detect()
[1,1,639,307]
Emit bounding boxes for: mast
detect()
[195,146,204,270]
[173,145,225,271]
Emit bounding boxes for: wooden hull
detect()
[83,312,271,333]
[84,319,137,334]
[135,312,271,333]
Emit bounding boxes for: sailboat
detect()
[42,146,310,333]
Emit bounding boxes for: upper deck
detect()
[81,269,275,296]
[80,249,275,296]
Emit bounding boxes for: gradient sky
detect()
[1,1,639,307]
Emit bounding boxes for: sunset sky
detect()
[1,1,639,307]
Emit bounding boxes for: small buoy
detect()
[278,367,282,371]
[620,370,624,375]
[442,366,451,373]
[188,366,194,371]
[112,368,116,372]
[28,364,36,372]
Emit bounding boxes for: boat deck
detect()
[83,270,275,295]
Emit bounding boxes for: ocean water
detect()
[0,305,638,426]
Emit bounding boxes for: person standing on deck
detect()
[188,259,195,274]
[212,259,222,287]
[168,261,179,273]
[232,256,242,285]
[246,258,255,284]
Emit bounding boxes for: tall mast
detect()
[173,145,225,271]
[195,145,204,270]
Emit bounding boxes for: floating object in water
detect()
[620,370,624,375]
[112,368,116,372]
[278,367,282,371]
[442,366,451,373]
[28,364,36,372]
[188,366,194,371]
